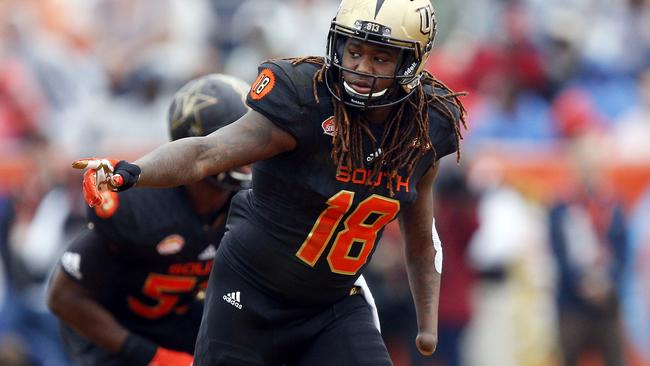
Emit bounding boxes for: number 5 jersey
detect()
[59,188,231,353]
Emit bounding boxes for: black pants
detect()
[194,252,392,366]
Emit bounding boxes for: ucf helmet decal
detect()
[324,0,437,108]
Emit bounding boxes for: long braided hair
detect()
[290,56,467,195]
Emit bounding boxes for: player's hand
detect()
[148,347,194,366]
[415,331,438,356]
[72,158,141,207]
[72,158,120,207]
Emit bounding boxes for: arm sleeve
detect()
[246,61,309,140]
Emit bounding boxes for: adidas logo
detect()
[198,244,217,260]
[223,291,242,309]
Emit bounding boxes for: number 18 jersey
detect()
[220,59,459,306]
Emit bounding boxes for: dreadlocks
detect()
[289,56,467,196]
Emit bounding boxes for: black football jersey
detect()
[59,187,229,353]
[220,60,459,305]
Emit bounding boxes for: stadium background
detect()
[0,0,649,365]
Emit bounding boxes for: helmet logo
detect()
[404,62,418,76]
[417,5,433,35]
[321,116,336,136]
[250,69,276,100]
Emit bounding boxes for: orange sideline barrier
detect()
[496,155,650,210]
[0,155,33,194]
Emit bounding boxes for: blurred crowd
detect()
[1,0,649,365]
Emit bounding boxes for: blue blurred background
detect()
[0,0,649,365]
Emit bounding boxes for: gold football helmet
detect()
[325,0,437,108]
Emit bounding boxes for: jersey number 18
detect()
[296,190,399,275]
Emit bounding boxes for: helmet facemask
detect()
[324,2,436,109]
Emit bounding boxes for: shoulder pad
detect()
[87,188,187,248]
[247,59,324,141]
[254,59,321,106]
[87,190,138,245]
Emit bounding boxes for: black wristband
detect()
[114,161,141,192]
[119,333,157,366]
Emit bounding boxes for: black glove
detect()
[113,160,141,192]
[119,333,158,365]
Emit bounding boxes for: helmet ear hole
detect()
[394,49,417,83]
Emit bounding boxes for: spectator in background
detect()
[611,68,650,162]
[462,2,556,145]
[0,135,75,366]
[0,3,48,145]
[223,0,339,83]
[539,8,583,98]
[550,86,607,140]
[548,136,628,366]
[0,188,32,366]
[0,60,44,143]
[463,155,554,366]
[621,185,650,365]
[91,0,216,92]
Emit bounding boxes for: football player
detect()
[46,74,252,366]
[72,0,467,364]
